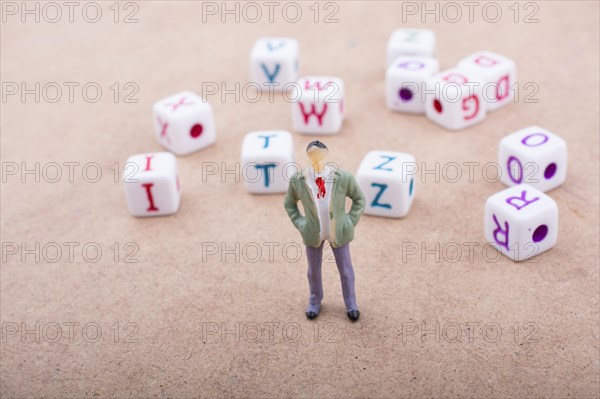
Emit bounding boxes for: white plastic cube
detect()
[485,184,558,262]
[291,76,344,134]
[387,29,436,65]
[499,126,567,192]
[356,151,416,218]
[250,37,299,92]
[386,56,440,114]
[425,68,487,130]
[152,91,216,156]
[457,51,516,111]
[241,131,294,194]
[123,152,181,217]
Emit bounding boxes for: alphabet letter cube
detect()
[387,29,436,65]
[457,51,516,111]
[250,37,299,92]
[485,184,558,262]
[356,151,416,218]
[386,56,440,114]
[123,152,181,217]
[425,68,487,130]
[241,131,293,194]
[153,91,216,156]
[499,126,567,192]
[291,76,344,134]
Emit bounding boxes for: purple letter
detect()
[506,190,540,211]
[521,133,549,147]
[492,214,509,251]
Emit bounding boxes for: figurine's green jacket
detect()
[284,169,366,248]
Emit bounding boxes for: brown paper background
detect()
[1,1,599,398]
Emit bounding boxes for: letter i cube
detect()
[387,28,436,65]
[241,131,294,194]
[250,37,299,92]
[291,76,344,134]
[123,152,181,217]
[457,51,516,111]
[425,68,487,130]
[356,151,417,218]
[485,184,558,262]
[152,91,216,156]
[386,56,440,113]
[499,126,567,192]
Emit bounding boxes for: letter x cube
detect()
[152,91,216,156]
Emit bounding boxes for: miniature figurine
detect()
[284,140,366,321]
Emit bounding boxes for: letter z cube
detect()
[356,151,416,218]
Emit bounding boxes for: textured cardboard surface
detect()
[1,2,599,398]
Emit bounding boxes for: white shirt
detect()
[306,165,335,242]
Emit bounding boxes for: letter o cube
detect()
[291,76,344,134]
[499,126,567,192]
[123,152,181,217]
[356,151,416,218]
[485,184,558,262]
[241,131,294,194]
[152,91,216,156]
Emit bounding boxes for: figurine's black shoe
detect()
[347,309,360,321]
[306,311,319,320]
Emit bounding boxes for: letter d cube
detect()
[357,151,417,218]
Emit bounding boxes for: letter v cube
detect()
[241,131,294,194]
[152,91,216,156]
[356,151,417,218]
[485,184,558,262]
[250,37,299,92]
[123,152,181,217]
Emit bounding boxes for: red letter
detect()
[298,103,328,126]
[496,74,510,100]
[462,95,479,120]
[142,183,159,211]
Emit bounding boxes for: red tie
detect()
[316,177,326,199]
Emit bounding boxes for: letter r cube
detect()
[485,184,558,262]
[356,151,417,218]
[123,152,181,217]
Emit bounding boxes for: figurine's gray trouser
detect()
[306,242,358,311]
